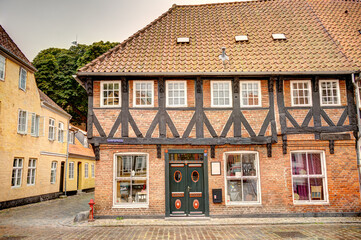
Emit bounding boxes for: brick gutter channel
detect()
[63,217,361,228]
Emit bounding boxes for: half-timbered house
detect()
[76,0,361,217]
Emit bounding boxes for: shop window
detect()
[291,151,328,203]
[27,159,36,185]
[114,154,148,207]
[225,152,260,204]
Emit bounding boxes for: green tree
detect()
[32,41,119,125]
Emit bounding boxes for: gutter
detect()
[352,73,361,194]
[64,119,71,196]
[0,46,37,72]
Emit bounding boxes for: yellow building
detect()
[0,25,71,209]
[66,125,95,193]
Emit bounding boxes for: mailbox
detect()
[212,189,222,203]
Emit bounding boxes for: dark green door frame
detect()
[165,149,209,217]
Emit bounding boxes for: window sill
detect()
[100,105,122,108]
[112,204,149,209]
[17,132,27,135]
[226,202,262,207]
[11,186,21,189]
[293,201,329,205]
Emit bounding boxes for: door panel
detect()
[170,163,186,215]
[187,164,204,215]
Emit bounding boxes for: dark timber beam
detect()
[276,77,286,135]
[121,77,129,137]
[311,76,321,139]
[233,77,242,137]
[195,77,204,138]
[158,77,166,138]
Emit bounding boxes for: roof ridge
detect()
[0,25,32,65]
[175,0,263,7]
[79,4,178,72]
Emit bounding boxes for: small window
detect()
[19,67,27,91]
[48,118,55,141]
[166,81,187,107]
[235,35,248,41]
[58,122,64,142]
[211,81,232,107]
[291,152,328,203]
[101,82,121,107]
[177,37,189,43]
[114,154,148,207]
[85,163,89,178]
[27,159,36,185]
[17,110,27,134]
[31,114,40,137]
[84,137,88,148]
[50,161,57,184]
[69,131,75,144]
[133,81,154,107]
[0,55,5,80]
[240,81,261,107]
[225,152,260,204]
[91,164,95,178]
[12,158,23,187]
[69,162,74,179]
[272,33,286,40]
[319,80,340,106]
[291,80,312,106]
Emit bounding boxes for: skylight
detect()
[235,35,248,42]
[272,34,286,40]
[177,37,190,43]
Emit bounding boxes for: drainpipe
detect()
[352,73,361,190]
[64,119,70,196]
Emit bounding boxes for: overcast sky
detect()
[0,0,246,61]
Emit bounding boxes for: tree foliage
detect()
[32,41,119,125]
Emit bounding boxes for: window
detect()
[291,151,328,203]
[48,118,55,140]
[58,122,64,142]
[166,81,187,107]
[92,164,95,178]
[114,154,148,207]
[85,163,89,178]
[69,131,75,144]
[19,67,27,91]
[101,82,121,107]
[320,80,340,106]
[50,161,57,184]
[291,80,312,106]
[17,110,27,134]
[0,55,5,80]
[133,81,154,107]
[225,152,260,204]
[27,159,36,185]
[211,81,232,107]
[31,114,40,137]
[12,158,23,187]
[240,81,261,107]
[69,162,74,179]
[84,137,88,148]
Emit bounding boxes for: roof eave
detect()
[0,45,37,72]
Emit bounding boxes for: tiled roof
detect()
[79,0,358,74]
[38,89,70,117]
[307,0,361,68]
[0,25,33,68]
[69,124,95,158]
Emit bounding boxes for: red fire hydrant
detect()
[88,199,95,222]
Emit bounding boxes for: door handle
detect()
[187,186,192,191]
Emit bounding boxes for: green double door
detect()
[170,162,204,216]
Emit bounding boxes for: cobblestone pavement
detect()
[1,193,361,239]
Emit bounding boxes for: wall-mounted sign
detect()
[107,139,124,143]
[211,162,221,176]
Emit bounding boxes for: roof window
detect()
[358,30,361,34]
[272,33,286,40]
[235,35,248,42]
[177,37,190,43]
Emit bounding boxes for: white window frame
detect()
[240,81,262,107]
[224,151,262,206]
[27,159,36,186]
[17,109,27,134]
[319,80,341,106]
[19,67,27,91]
[290,80,312,107]
[69,162,74,179]
[58,122,64,142]
[85,163,89,178]
[92,164,95,178]
[69,131,75,144]
[211,81,232,107]
[290,150,329,205]
[48,118,55,141]
[0,54,5,81]
[113,152,149,208]
[12,158,23,187]
[50,161,57,184]
[100,81,121,108]
[133,81,154,107]
[31,113,40,137]
[166,81,187,107]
